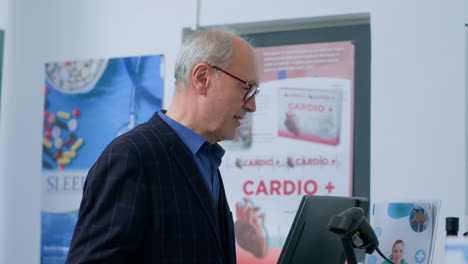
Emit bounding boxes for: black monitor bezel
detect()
[277,195,369,264]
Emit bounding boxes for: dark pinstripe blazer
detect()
[66,112,236,264]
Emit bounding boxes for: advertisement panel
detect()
[41,55,164,264]
[220,41,355,263]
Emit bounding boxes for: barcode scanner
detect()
[329,207,393,264]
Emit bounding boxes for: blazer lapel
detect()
[149,112,225,261]
[169,146,226,261]
[217,170,236,264]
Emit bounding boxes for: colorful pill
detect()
[44,122,51,132]
[73,108,80,118]
[47,113,56,123]
[58,164,65,171]
[43,138,52,148]
[68,119,78,132]
[52,126,61,138]
[71,138,84,152]
[62,151,76,158]
[55,120,67,129]
[53,149,63,161]
[45,130,52,140]
[64,133,77,146]
[57,111,71,120]
[56,157,71,165]
[54,137,63,149]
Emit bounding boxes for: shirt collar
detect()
[158,111,225,158]
[201,141,226,160]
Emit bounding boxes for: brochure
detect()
[367,201,440,264]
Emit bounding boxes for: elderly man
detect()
[66,29,259,263]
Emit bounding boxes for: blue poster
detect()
[41,55,164,264]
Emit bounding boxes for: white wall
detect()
[0,0,9,28]
[0,0,10,261]
[0,0,467,263]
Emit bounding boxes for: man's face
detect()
[206,39,259,142]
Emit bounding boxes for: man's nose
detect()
[243,96,256,112]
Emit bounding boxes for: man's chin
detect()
[223,134,236,141]
[220,130,237,142]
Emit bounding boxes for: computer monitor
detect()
[277,195,369,264]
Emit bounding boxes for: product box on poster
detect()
[278,86,343,145]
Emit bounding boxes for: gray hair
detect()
[174,29,235,88]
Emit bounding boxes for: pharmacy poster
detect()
[41,55,164,263]
[219,41,355,263]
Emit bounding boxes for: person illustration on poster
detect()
[382,240,408,264]
[409,206,428,233]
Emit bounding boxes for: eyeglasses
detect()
[209,64,259,102]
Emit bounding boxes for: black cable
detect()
[375,247,394,264]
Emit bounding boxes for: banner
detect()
[220,41,355,263]
[41,55,164,264]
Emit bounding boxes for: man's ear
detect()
[191,63,211,95]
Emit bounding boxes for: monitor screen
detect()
[277,195,369,264]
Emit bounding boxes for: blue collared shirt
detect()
[158,111,225,206]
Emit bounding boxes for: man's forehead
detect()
[230,40,259,82]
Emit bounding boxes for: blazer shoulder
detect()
[105,117,175,158]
